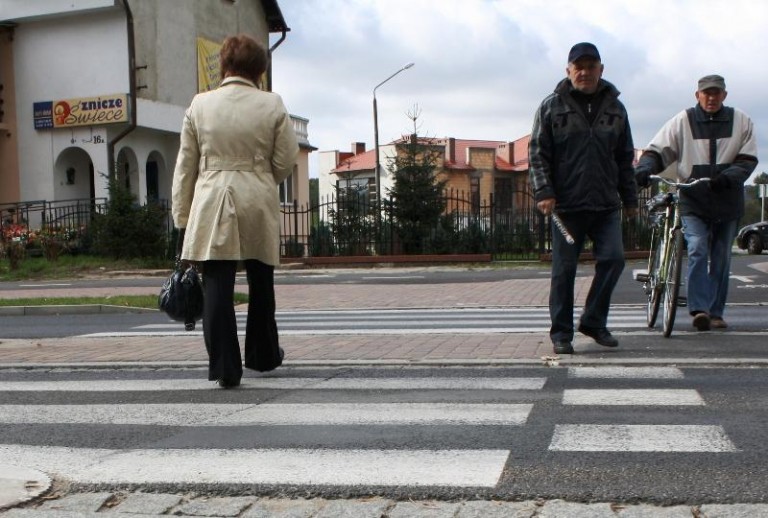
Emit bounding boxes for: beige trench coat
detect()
[171,76,299,265]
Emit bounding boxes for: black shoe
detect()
[279,347,285,361]
[216,378,240,389]
[553,340,574,354]
[578,325,619,347]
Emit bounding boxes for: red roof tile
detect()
[330,136,533,174]
[331,149,376,174]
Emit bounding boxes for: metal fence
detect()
[0,198,108,251]
[280,188,655,260]
[2,189,654,262]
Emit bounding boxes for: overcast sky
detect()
[271,0,767,180]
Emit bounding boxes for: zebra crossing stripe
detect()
[80,307,650,337]
[0,445,511,487]
[549,425,738,452]
[0,377,546,392]
[569,367,685,379]
[563,389,704,406]
[0,403,534,426]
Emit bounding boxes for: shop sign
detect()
[33,93,129,129]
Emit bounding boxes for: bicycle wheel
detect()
[646,228,663,328]
[662,228,684,337]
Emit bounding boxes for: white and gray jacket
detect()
[636,104,758,221]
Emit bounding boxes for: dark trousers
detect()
[549,210,625,343]
[202,259,282,381]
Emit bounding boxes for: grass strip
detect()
[0,293,249,309]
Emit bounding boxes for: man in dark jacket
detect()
[529,42,638,355]
[635,74,758,331]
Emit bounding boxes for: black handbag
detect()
[158,261,204,331]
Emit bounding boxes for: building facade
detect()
[318,135,532,210]
[0,0,311,228]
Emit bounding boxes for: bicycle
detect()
[635,175,709,337]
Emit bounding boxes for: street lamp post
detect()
[373,62,414,207]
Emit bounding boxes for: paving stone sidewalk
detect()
[6,490,767,517]
[0,273,580,366]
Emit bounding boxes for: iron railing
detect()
[280,188,655,260]
[1,189,654,261]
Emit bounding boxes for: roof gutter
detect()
[265,29,287,92]
[107,0,137,179]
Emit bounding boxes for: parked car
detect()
[736,221,768,254]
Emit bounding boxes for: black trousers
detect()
[201,259,282,381]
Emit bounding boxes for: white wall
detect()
[0,0,116,21]
[116,127,179,204]
[380,143,396,197]
[317,150,340,202]
[13,10,129,201]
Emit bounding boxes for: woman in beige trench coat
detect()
[172,35,298,388]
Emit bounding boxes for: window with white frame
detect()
[279,166,296,205]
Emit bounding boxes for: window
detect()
[279,167,296,205]
[470,175,480,213]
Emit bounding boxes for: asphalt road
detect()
[1,365,765,504]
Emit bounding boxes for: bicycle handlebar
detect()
[649,175,710,189]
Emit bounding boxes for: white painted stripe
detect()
[268,308,646,316]
[569,367,685,379]
[140,319,558,329]
[18,283,72,287]
[308,377,546,390]
[0,404,249,426]
[362,276,426,280]
[228,403,533,426]
[0,377,546,392]
[549,425,738,452]
[0,445,510,487]
[563,389,704,406]
[81,323,651,337]
[0,403,533,426]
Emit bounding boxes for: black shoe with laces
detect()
[578,325,619,347]
[553,340,574,355]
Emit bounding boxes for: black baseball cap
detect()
[568,42,601,63]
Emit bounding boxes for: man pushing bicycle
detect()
[635,75,758,331]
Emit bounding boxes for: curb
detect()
[0,465,51,511]
[0,305,157,316]
[2,357,768,370]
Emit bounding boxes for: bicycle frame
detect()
[637,175,709,337]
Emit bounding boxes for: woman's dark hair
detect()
[220,34,268,84]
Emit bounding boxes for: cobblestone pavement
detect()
[6,490,768,517]
[0,270,571,365]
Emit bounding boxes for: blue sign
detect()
[33,101,54,129]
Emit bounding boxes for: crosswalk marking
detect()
[79,307,651,337]
[0,369,742,491]
[549,425,738,452]
[563,389,704,406]
[0,376,546,392]
[0,445,511,487]
[0,403,534,426]
[569,367,685,379]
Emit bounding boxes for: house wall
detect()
[318,150,341,202]
[436,146,496,202]
[2,0,311,221]
[466,147,495,202]
[0,27,20,204]
[12,9,128,202]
